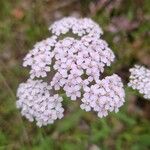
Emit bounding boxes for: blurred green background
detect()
[0,0,150,150]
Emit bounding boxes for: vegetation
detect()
[0,0,150,149]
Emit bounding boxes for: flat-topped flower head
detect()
[16,79,64,127]
[128,65,150,99]
[17,17,125,126]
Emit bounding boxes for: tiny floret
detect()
[128,65,150,99]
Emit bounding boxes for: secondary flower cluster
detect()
[16,80,64,127]
[128,65,150,99]
[17,17,125,127]
[49,17,103,38]
[81,74,125,117]
[23,36,57,79]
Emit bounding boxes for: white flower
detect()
[49,17,103,38]
[128,65,150,99]
[17,17,126,127]
[16,79,64,127]
[50,36,115,100]
[23,36,57,79]
[80,74,125,118]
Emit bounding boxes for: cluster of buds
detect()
[17,17,125,127]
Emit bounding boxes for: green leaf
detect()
[56,109,83,133]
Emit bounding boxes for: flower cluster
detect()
[16,80,64,127]
[49,17,103,38]
[23,36,57,79]
[128,65,150,99]
[17,17,125,126]
[81,74,125,117]
[51,36,115,100]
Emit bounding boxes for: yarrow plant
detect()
[17,17,125,127]
[128,65,150,99]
